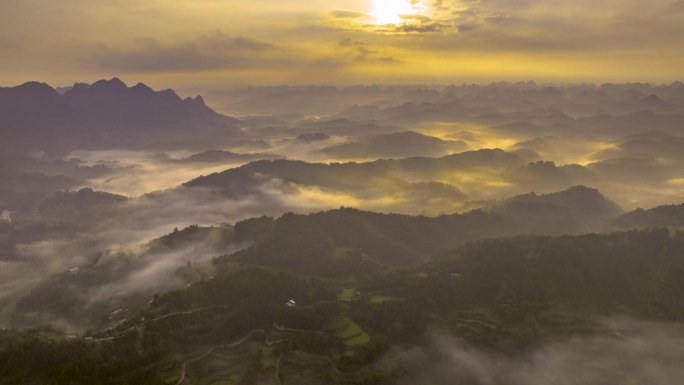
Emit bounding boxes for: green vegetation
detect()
[3,226,684,384]
[332,317,370,347]
[345,332,371,347]
[10,224,235,330]
[615,203,684,229]
[369,296,401,304]
[222,188,622,278]
[338,288,356,301]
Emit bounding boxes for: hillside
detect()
[614,203,684,229]
[318,131,468,159]
[2,228,684,384]
[222,186,620,276]
[181,149,524,215]
[0,78,243,151]
[493,185,623,233]
[185,149,524,191]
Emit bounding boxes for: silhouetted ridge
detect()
[615,203,684,229]
[319,130,468,159]
[184,149,523,190]
[0,82,73,129]
[0,78,240,136]
[0,82,61,102]
[223,188,622,275]
[498,185,623,231]
[70,82,90,92]
[131,82,155,95]
[88,77,128,93]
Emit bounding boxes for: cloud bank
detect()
[400,318,684,385]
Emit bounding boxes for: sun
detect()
[372,0,422,25]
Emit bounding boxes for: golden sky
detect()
[1,0,683,87]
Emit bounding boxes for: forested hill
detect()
[183,149,524,193]
[6,186,622,332]
[614,203,684,229]
[0,78,243,152]
[2,229,684,384]
[224,186,621,276]
[0,78,238,131]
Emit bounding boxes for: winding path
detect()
[175,328,279,385]
[273,323,324,335]
[275,355,283,385]
[175,345,219,385]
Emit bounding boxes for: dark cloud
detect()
[338,39,401,63]
[457,23,479,32]
[89,29,400,74]
[90,31,285,72]
[485,14,511,24]
[396,22,445,33]
[330,10,369,19]
[0,0,681,84]
[669,0,684,11]
[338,38,365,47]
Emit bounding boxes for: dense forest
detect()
[2,225,684,384]
[3,77,684,384]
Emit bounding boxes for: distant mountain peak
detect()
[14,81,57,94]
[18,81,52,89]
[90,77,128,92]
[643,94,665,105]
[495,185,623,233]
[2,82,61,101]
[507,185,622,217]
[555,185,615,202]
[563,185,600,194]
[1,77,240,134]
[131,82,154,94]
[71,82,90,91]
[158,88,182,100]
[184,95,205,104]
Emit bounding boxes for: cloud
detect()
[396,22,445,33]
[1,0,683,84]
[337,39,401,63]
[87,29,400,77]
[325,0,684,58]
[329,1,451,35]
[90,31,285,72]
[338,38,365,47]
[669,0,684,11]
[330,10,369,19]
[86,235,249,305]
[0,38,19,53]
[399,318,684,385]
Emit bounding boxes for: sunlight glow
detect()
[372,0,422,25]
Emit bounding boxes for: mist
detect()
[2,78,684,383]
[398,318,684,385]
[2,0,684,380]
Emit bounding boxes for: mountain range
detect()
[318,131,468,159]
[0,78,242,151]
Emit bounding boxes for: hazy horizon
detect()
[2,0,684,87]
[2,1,684,384]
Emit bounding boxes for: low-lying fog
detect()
[3,81,684,331]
